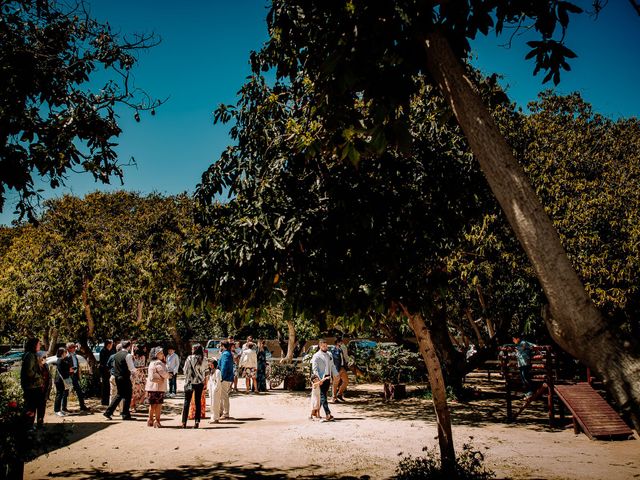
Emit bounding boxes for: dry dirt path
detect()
[25,381,639,479]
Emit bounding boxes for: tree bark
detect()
[81,275,95,339]
[424,30,640,430]
[281,319,296,363]
[47,326,59,356]
[406,310,456,474]
[465,308,485,347]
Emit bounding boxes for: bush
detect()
[372,344,421,385]
[396,442,495,480]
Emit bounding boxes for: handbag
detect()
[183,358,193,392]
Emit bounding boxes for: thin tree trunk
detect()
[47,326,59,356]
[137,300,144,325]
[281,319,296,363]
[466,308,485,347]
[424,29,640,430]
[81,275,94,339]
[405,309,456,474]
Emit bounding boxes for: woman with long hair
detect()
[145,347,170,428]
[181,344,207,428]
[20,338,43,429]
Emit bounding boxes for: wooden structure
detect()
[555,383,634,440]
[499,345,556,425]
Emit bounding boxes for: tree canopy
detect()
[0,0,162,220]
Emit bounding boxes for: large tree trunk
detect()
[406,310,456,474]
[424,30,640,430]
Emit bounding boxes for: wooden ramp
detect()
[555,383,634,440]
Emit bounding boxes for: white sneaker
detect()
[55,411,66,417]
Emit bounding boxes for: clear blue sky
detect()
[2,1,639,225]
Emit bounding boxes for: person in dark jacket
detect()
[54,347,72,416]
[20,337,43,429]
[98,340,114,406]
[103,340,136,421]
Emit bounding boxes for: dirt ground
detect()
[25,374,639,479]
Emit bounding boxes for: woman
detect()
[181,344,207,428]
[20,338,44,429]
[54,347,71,417]
[130,344,147,411]
[239,340,257,393]
[145,347,170,428]
[37,350,51,427]
[256,339,269,393]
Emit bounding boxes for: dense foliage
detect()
[0,0,162,220]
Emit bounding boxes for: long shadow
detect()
[44,462,373,479]
[26,421,112,458]
[345,386,559,433]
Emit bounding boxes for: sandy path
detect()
[25,381,639,479]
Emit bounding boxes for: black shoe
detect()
[338,394,345,401]
[103,412,112,420]
[121,416,135,421]
[80,406,90,412]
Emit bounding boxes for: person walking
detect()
[311,339,339,422]
[218,341,234,419]
[107,343,122,407]
[207,358,222,423]
[66,343,89,412]
[145,347,170,428]
[181,344,207,428]
[104,340,136,421]
[165,347,180,398]
[20,338,44,429]
[98,340,114,406]
[54,347,71,417]
[331,337,352,401]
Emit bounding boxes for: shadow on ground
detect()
[344,381,559,433]
[45,462,373,479]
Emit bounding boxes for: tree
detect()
[0,191,196,362]
[248,0,640,431]
[0,0,163,221]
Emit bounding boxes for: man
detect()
[66,342,89,411]
[104,340,136,420]
[98,340,114,406]
[218,341,235,419]
[107,343,122,407]
[331,337,352,402]
[512,333,536,398]
[311,339,339,421]
[165,347,180,398]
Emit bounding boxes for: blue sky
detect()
[2,1,639,224]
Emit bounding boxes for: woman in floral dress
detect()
[130,345,147,411]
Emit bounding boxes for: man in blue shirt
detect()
[218,341,235,419]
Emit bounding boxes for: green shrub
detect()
[396,442,495,480]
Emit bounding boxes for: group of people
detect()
[100,336,270,428]
[18,334,353,429]
[20,339,90,429]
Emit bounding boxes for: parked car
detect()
[205,339,225,359]
[91,343,104,361]
[0,349,24,367]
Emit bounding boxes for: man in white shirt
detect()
[311,339,339,421]
[165,347,180,398]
